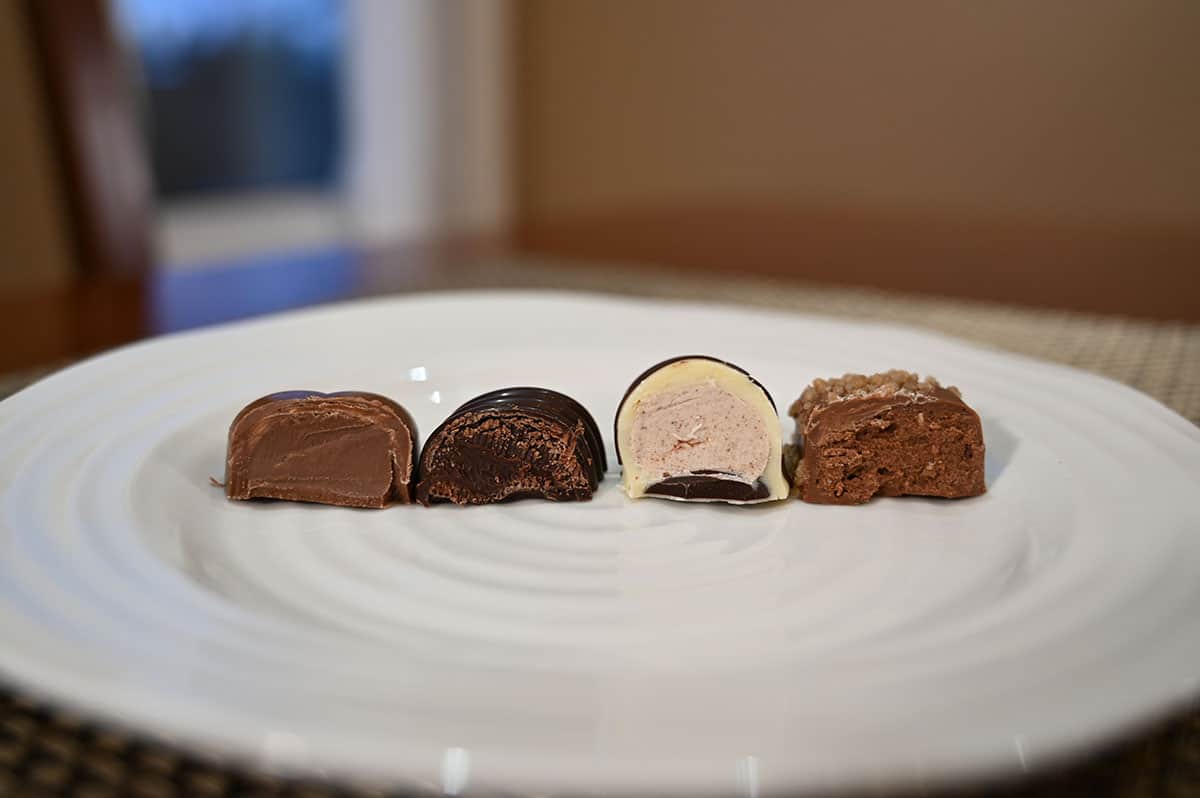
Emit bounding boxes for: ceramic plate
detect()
[2,292,1199,796]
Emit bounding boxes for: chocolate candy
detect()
[787,371,986,504]
[416,387,606,505]
[225,391,418,508]
[615,356,789,504]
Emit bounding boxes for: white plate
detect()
[2,291,1199,796]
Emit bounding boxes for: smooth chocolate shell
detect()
[225,390,419,508]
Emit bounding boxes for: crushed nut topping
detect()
[788,370,960,430]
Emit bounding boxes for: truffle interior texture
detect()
[227,401,409,508]
[798,397,984,504]
[630,380,769,484]
[418,412,594,504]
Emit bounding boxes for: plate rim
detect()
[1,289,1198,795]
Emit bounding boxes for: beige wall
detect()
[0,1,74,292]
[520,0,1200,225]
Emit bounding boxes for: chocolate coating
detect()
[646,473,771,502]
[225,391,418,508]
[416,387,605,505]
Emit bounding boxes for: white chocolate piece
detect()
[616,358,789,503]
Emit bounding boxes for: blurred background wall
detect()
[516,0,1200,317]
[0,0,1197,371]
[519,1,1200,223]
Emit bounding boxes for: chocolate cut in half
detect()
[787,370,986,504]
[416,387,606,505]
[224,391,418,508]
[615,356,789,503]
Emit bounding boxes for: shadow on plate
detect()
[982,416,1019,487]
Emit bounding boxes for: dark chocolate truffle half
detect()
[615,356,788,504]
[788,370,986,504]
[225,391,419,508]
[416,387,605,505]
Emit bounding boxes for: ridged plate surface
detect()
[1,292,1199,795]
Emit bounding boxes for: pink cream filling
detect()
[629,381,770,483]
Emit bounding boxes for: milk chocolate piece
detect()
[225,391,418,508]
[615,356,789,504]
[416,387,605,505]
[787,371,986,504]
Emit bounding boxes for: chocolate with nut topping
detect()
[788,370,986,504]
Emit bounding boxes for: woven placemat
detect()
[423,258,1200,425]
[2,263,1199,797]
